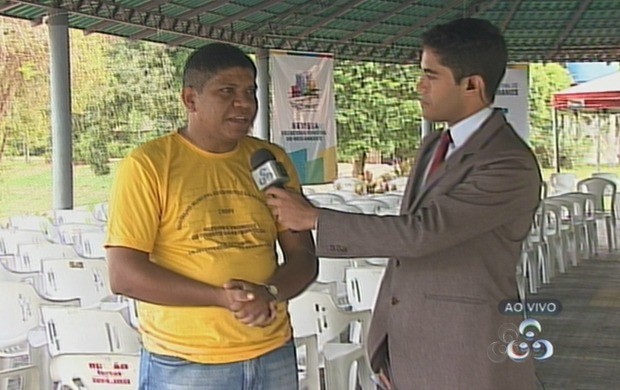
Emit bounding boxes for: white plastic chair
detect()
[0,229,47,258]
[0,281,51,390]
[544,197,578,271]
[345,199,390,215]
[329,190,361,202]
[8,243,77,273]
[73,230,107,259]
[345,267,385,311]
[294,334,320,390]
[37,259,115,308]
[309,258,354,307]
[41,306,141,356]
[50,209,103,226]
[556,192,598,260]
[93,202,109,222]
[307,193,345,206]
[7,215,50,232]
[302,186,316,195]
[577,177,617,251]
[0,365,39,390]
[288,291,374,390]
[49,353,139,390]
[49,223,104,245]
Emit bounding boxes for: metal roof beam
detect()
[297,0,365,39]
[84,0,168,34]
[500,0,523,32]
[0,1,20,13]
[551,0,593,58]
[176,0,229,20]
[212,0,281,28]
[383,0,463,46]
[336,0,418,44]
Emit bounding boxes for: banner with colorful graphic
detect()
[270,50,337,184]
[494,64,529,140]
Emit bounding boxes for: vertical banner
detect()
[270,50,337,184]
[494,64,529,141]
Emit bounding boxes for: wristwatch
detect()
[263,284,279,301]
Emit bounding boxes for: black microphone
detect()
[250,148,290,191]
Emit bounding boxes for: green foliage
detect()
[334,60,422,161]
[528,63,573,168]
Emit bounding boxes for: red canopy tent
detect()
[551,71,620,172]
[553,71,620,112]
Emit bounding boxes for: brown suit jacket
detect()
[315,110,542,389]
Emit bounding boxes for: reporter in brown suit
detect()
[266,18,542,390]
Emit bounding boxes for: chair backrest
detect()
[73,230,107,259]
[51,209,102,226]
[93,202,109,222]
[0,229,47,256]
[329,190,361,202]
[54,223,104,245]
[288,291,371,349]
[0,282,44,349]
[10,243,77,273]
[49,354,139,389]
[41,306,141,356]
[345,199,390,214]
[39,259,113,308]
[345,267,386,311]
[591,172,619,182]
[7,215,50,232]
[293,334,320,390]
[0,365,39,390]
[301,186,316,195]
[577,177,616,214]
[306,193,345,206]
[316,258,353,285]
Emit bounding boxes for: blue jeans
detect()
[139,342,298,390]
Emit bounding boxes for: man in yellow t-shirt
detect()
[105,43,317,390]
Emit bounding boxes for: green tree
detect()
[334,60,422,165]
[528,63,573,168]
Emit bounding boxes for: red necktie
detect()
[427,130,452,179]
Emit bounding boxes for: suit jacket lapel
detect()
[409,110,508,212]
[401,132,440,212]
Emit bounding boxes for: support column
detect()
[255,48,270,141]
[48,9,73,209]
[553,108,560,173]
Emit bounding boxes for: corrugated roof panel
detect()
[0,0,618,63]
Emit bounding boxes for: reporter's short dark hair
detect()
[421,18,507,102]
[182,43,256,90]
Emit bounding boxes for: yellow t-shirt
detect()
[106,133,300,364]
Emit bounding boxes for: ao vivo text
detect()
[498,299,562,316]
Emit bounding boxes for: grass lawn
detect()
[0,157,119,219]
[1,157,620,220]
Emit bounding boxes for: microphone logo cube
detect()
[258,167,275,187]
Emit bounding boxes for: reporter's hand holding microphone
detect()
[247,147,319,231]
